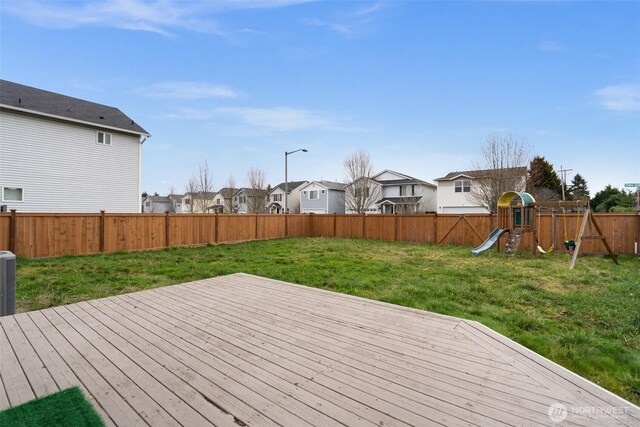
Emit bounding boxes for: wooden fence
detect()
[1,210,638,258]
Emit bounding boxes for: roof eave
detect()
[0,104,151,138]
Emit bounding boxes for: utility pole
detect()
[557,165,573,201]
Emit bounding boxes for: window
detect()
[454,180,471,193]
[239,196,247,204]
[185,198,191,205]
[145,201,150,207]
[2,187,23,202]
[309,190,319,200]
[216,198,221,205]
[97,131,112,145]
[273,194,282,202]
[400,185,415,196]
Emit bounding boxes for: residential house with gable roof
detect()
[0,80,150,212]
[208,187,238,213]
[344,169,437,214]
[299,181,345,214]
[233,188,269,214]
[434,167,527,214]
[267,181,309,214]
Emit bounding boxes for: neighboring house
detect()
[345,169,437,214]
[267,181,308,214]
[207,187,237,213]
[0,80,150,212]
[168,194,183,213]
[233,188,269,214]
[434,167,527,214]
[142,195,172,213]
[181,192,214,213]
[299,181,345,214]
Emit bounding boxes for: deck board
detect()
[1,273,638,426]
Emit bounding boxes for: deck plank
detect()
[12,312,116,426]
[145,285,567,426]
[0,323,36,407]
[1,273,637,427]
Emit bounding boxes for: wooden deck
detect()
[1,273,638,426]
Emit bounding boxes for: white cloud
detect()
[216,107,332,131]
[537,40,566,52]
[594,84,640,111]
[140,81,239,99]
[2,0,311,35]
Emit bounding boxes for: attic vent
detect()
[99,116,104,119]
[18,98,21,105]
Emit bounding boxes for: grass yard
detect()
[15,237,640,405]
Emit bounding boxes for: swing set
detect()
[478,191,619,269]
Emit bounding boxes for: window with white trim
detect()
[273,194,282,202]
[309,190,319,200]
[399,185,415,196]
[2,187,23,202]
[97,131,112,145]
[455,180,471,193]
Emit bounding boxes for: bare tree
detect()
[185,161,215,213]
[343,149,382,214]
[246,167,267,213]
[469,133,529,213]
[184,176,198,213]
[223,174,237,213]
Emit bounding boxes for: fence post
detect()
[433,213,438,244]
[9,210,17,253]
[99,210,106,253]
[362,213,366,239]
[214,212,219,244]
[255,214,259,240]
[394,214,398,242]
[333,214,337,238]
[165,211,171,248]
[285,214,288,238]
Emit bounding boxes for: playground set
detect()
[471,191,618,269]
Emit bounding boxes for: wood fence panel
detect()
[217,215,256,243]
[363,215,395,241]
[103,214,165,253]
[0,215,10,250]
[257,215,285,240]
[170,214,215,247]
[396,215,432,243]
[1,212,637,258]
[285,215,311,237]
[334,215,364,239]
[310,215,334,237]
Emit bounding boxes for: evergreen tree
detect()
[527,156,562,200]
[591,185,620,211]
[141,191,148,197]
[591,185,634,212]
[568,173,589,200]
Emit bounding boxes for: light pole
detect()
[284,148,308,214]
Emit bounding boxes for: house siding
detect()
[300,183,329,213]
[436,180,489,214]
[0,110,141,213]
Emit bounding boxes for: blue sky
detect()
[1,0,639,196]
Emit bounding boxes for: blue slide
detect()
[471,228,509,255]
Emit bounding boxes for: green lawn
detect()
[15,237,640,405]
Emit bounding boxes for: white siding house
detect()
[267,181,308,214]
[0,80,149,213]
[434,167,527,214]
[344,170,437,214]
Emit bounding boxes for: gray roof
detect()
[0,80,149,136]
[371,169,436,188]
[435,167,527,181]
[215,187,238,198]
[272,181,309,193]
[144,196,171,203]
[306,180,346,191]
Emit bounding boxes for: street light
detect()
[284,148,308,214]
